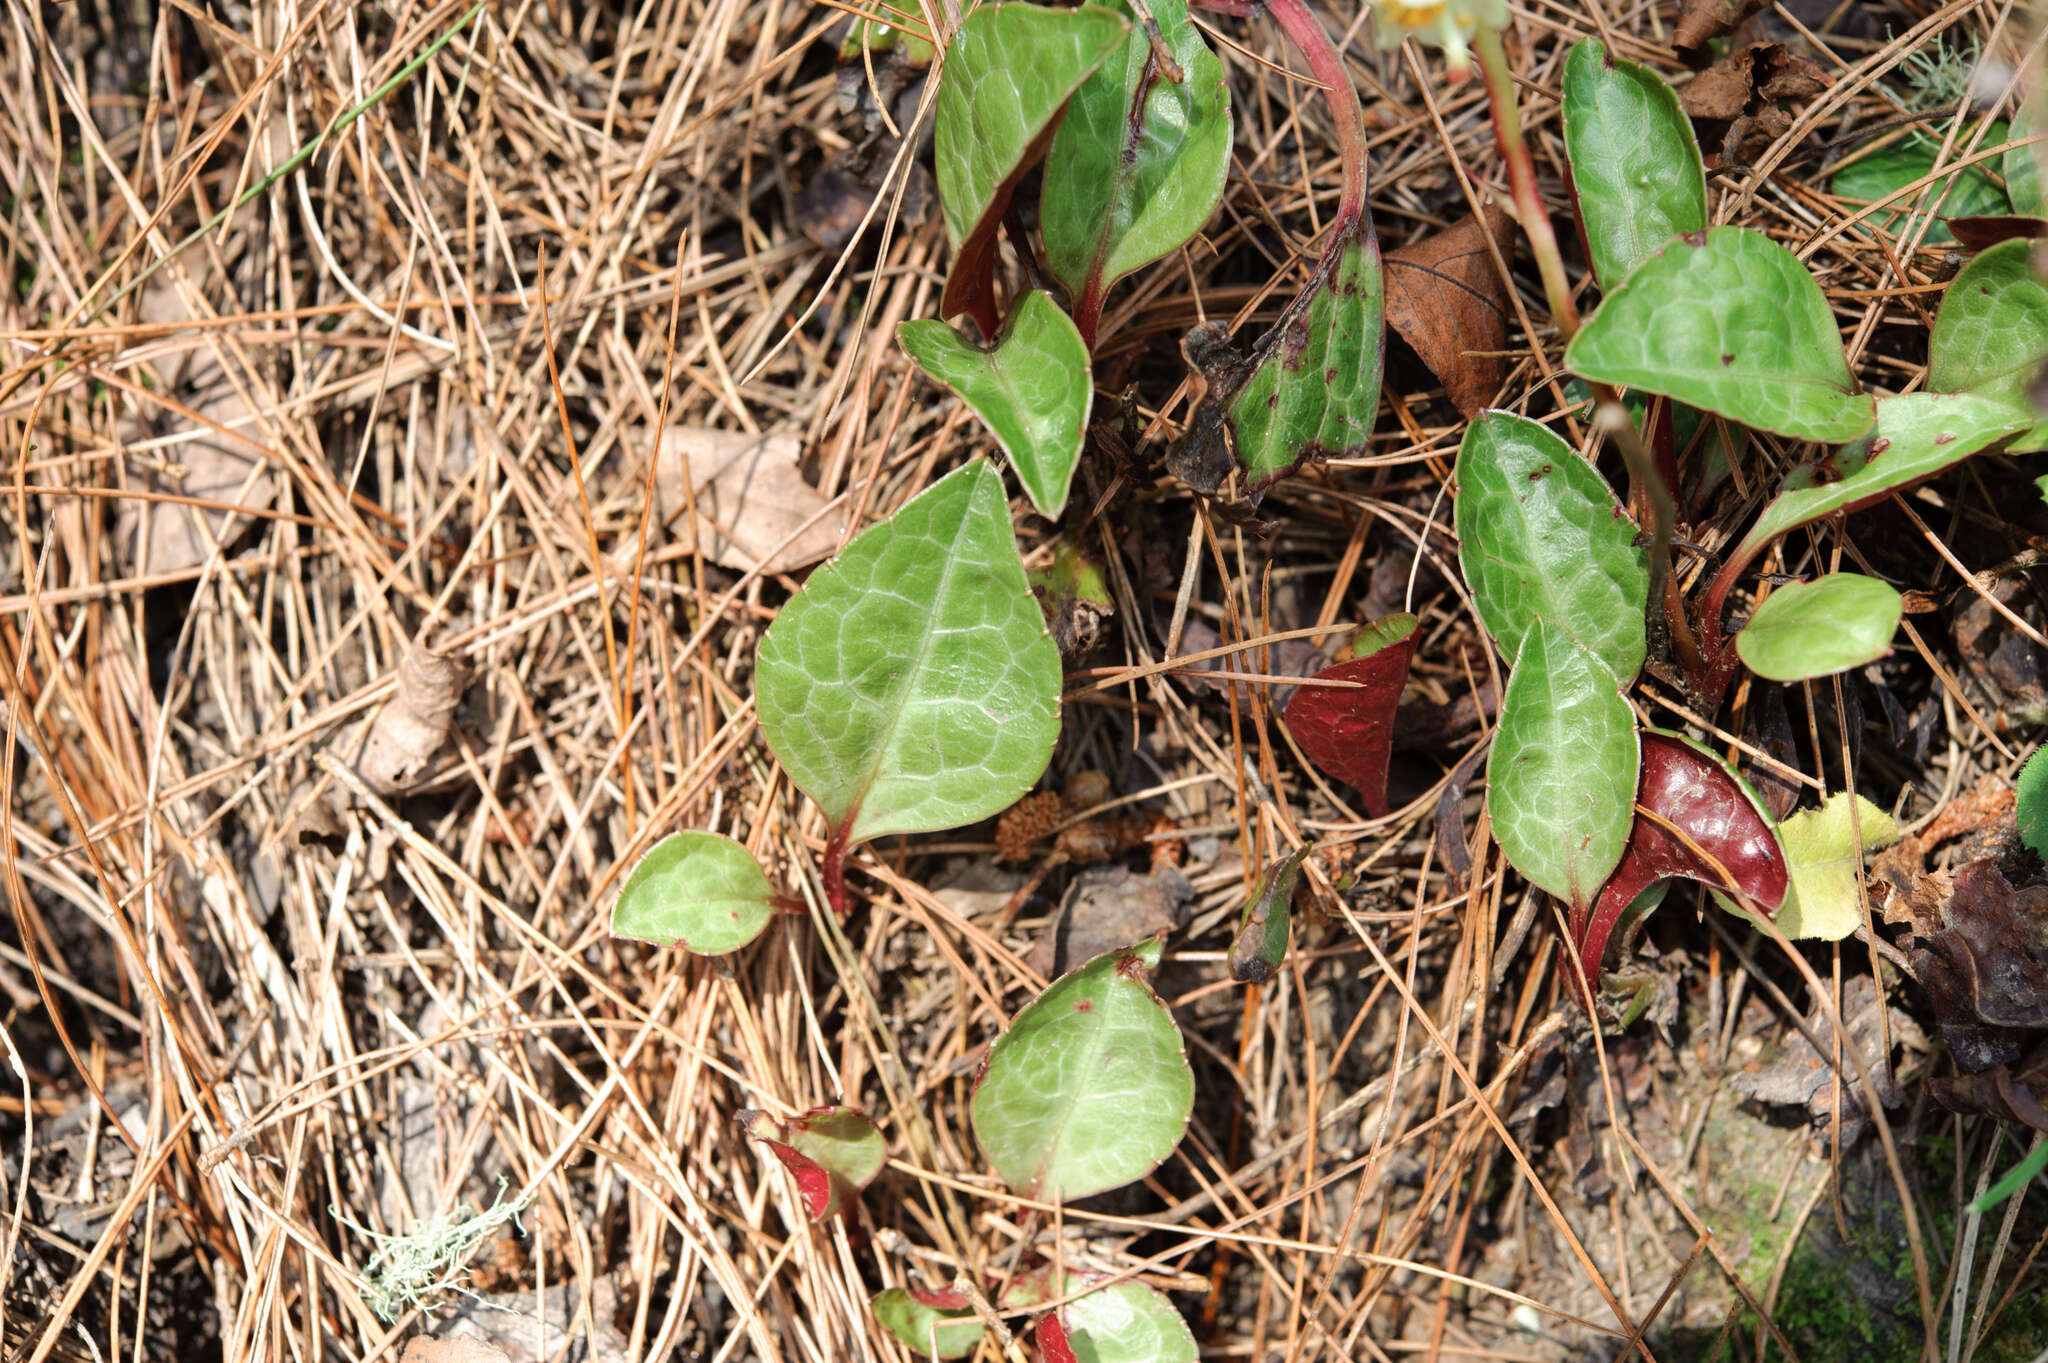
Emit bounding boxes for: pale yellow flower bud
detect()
[1369,0,1509,70]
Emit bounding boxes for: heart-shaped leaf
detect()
[970,937,1193,1203]
[1566,226,1875,444]
[1561,39,1707,290]
[1042,0,1231,344]
[1486,620,1639,910]
[741,1105,886,1219]
[1736,573,1901,682]
[1283,614,1417,818]
[933,4,1130,333]
[899,292,1094,518]
[872,1287,985,1359]
[1228,844,1312,984]
[1929,238,2048,452]
[1727,391,2031,576]
[2008,105,2044,218]
[1046,1279,1197,1363]
[1766,792,1900,940]
[1454,412,1648,683]
[1831,122,2011,246]
[756,461,1062,859]
[610,831,774,955]
[1576,732,1788,989]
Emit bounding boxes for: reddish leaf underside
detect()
[759,1138,835,1218]
[1038,1312,1077,1363]
[1575,732,1789,993]
[941,122,1065,337]
[1283,617,1417,818]
[907,1286,974,1311]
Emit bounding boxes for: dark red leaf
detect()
[759,1138,834,1218]
[1574,733,1788,994]
[1283,616,1417,818]
[1946,216,2048,251]
[1038,1312,1077,1363]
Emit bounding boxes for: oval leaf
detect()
[1282,614,1417,818]
[970,938,1193,1203]
[1577,732,1789,989]
[1565,226,1875,444]
[1042,0,1231,341]
[1831,123,2010,247]
[610,831,773,955]
[1485,620,1639,910]
[1768,793,1900,940]
[741,1106,886,1219]
[1736,573,1901,682]
[933,4,1130,332]
[1056,1279,1197,1363]
[1229,844,1312,984]
[1454,411,1648,682]
[2019,744,2048,861]
[873,1287,985,1359]
[2008,105,2044,219]
[1561,39,1707,290]
[756,461,1063,847]
[1929,238,2048,452]
[899,292,1093,518]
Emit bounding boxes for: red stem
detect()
[822,826,850,917]
[1259,0,1368,233]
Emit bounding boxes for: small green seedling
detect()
[871,1286,985,1358]
[1229,844,1313,983]
[740,1105,885,1220]
[1017,1270,1198,1363]
[610,831,781,955]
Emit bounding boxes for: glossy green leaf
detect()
[872,1288,985,1359]
[970,938,1193,1202]
[755,461,1062,846]
[610,832,774,955]
[2019,745,2048,860]
[1454,412,1648,683]
[1929,238,2048,452]
[1043,0,1229,341]
[1728,392,2031,574]
[1486,620,1639,910]
[741,1105,886,1219]
[1736,573,1901,681]
[1228,845,1311,984]
[2008,105,2044,218]
[1055,1279,1198,1363]
[1561,39,1707,290]
[899,292,1093,518]
[1766,793,1901,940]
[1831,123,2010,246]
[933,4,1130,331]
[1566,226,1875,444]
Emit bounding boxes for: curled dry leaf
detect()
[1673,0,1766,68]
[1382,207,1512,419]
[1911,859,2048,1074]
[1930,1039,2048,1132]
[361,643,469,795]
[656,429,845,575]
[1027,865,1192,978]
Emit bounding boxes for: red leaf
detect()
[759,1138,835,1219]
[907,1286,974,1311]
[1283,616,1417,818]
[1037,1313,1077,1363]
[1574,732,1789,993]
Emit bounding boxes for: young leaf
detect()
[1565,226,1876,444]
[1229,844,1313,984]
[1577,732,1789,989]
[2019,744,2048,861]
[1042,0,1231,344]
[1454,412,1649,683]
[1282,614,1417,817]
[872,1287,985,1359]
[1177,217,1384,493]
[1052,1279,1197,1363]
[933,4,1130,333]
[741,1106,886,1220]
[970,938,1194,1203]
[1561,39,1707,290]
[1725,391,2031,575]
[899,292,1093,518]
[610,831,775,956]
[1831,123,2010,246]
[1766,793,1900,940]
[2008,105,2044,219]
[1486,620,1639,910]
[1929,238,2048,452]
[1735,573,1901,682]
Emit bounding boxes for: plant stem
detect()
[1259,0,1368,233]
[822,827,850,917]
[1473,23,1578,341]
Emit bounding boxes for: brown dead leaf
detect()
[1674,0,1766,67]
[1026,865,1193,978]
[1911,859,2048,1073]
[1930,1039,2048,1131]
[1681,43,1830,160]
[361,643,469,794]
[400,1339,511,1363]
[1947,216,2048,251]
[1680,63,1752,121]
[1383,206,1512,419]
[656,429,845,575]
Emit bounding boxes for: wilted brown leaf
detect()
[656,429,845,575]
[361,642,469,795]
[400,1338,511,1363]
[1026,865,1193,977]
[1910,859,2048,1073]
[1383,207,1512,419]
[1674,0,1766,67]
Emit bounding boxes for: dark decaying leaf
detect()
[1930,1039,2048,1133]
[1027,865,1193,978]
[1728,976,1918,1149]
[1433,743,1489,892]
[1282,615,1417,818]
[1911,859,2048,1074]
[1382,208,1512,418]
[1947,216,2048,252]
[1229,845,1313,984]
[1673,0,1766,67]
[739,1105,885,1219]
[1574,732,1789,992]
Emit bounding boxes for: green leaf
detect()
[1056,1279,1198,1363]
[741,1105,886,1219]
[898,292,1094,518]
[755,461,1062,847]
[2008,105,2044,218]
[1561,39,1707,290]
[609,832,774,955]
[1727,391,2031,574]
[1454,412,1649,683]
[2017,745,2048,860]
[1042,0,1231,342]
[970,938,1193,1202]
[1228,844,1312,984]
[1831,123,2010,246]
[1764,793,1901,940]
[1929,238,2048,452]
[1736,573,1901,681]
[1969,1139,2048,1216]
[1566,226,1875,444]
[932,4,1130,331]
[872,1288,985,1359]
[1486,620,1640,910]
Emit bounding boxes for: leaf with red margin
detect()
[1283,615,1416,818]
[739,1105,885,1219]
[1038,1312,1078,1363]
[1575,732,1788,994]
